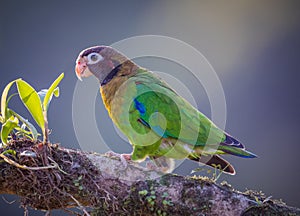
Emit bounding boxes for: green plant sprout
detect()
[0,73,64,146]
[191,162,229,182]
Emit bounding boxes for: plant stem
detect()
[43,111,48,143]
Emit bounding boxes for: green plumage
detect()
[106,68,256,174]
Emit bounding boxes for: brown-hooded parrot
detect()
[75,46,256,175]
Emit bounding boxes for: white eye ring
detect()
[87,53,103,64]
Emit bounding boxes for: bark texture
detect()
[0,139,299,216]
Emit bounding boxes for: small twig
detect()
[23,206,28,216]
[44,210,51,216]
[47,157,69,175]
[0,153,57,170]
[263,196,273,203]
[69,194,91,216]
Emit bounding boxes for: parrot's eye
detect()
[87,53,103,64]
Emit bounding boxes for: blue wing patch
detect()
[134,98,146,115]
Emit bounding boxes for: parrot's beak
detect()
[75,58,87,81]
[75,57,93,81]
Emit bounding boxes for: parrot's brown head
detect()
[75,46,132,85]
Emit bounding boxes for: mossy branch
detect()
[0,139,299,216]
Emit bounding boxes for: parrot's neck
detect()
[100,64,122,86]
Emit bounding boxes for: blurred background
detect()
[0,0,299,214]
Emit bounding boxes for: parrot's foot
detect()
[146,161,171,173]
[146,161,157,170]
[105,151,132,169]
[147,157,175,173]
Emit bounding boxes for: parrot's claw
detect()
[146,161,158,171]
[105,151,132,170]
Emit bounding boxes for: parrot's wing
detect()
[110,69,256,161]
[130,71,226,147]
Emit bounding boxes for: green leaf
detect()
[43,73,64,111]
[15,126,31,135]
[138,190,148,196]
[53,87,60,97]
[2,149,17,157]
[2,93,19,123]
[0,115,3,123]
[8,109,39,140]
[1,116,19,145]
[1,80,18,121]
[16,80,45,132]
[38,87,60,111]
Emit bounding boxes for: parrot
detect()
[75,45,256,175]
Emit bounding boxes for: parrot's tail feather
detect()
[188,154,236,175]
[222,134,244,149]
[219,145,257,158]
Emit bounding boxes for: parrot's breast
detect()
[100,77,127,116]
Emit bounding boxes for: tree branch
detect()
[0,139,299,215]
